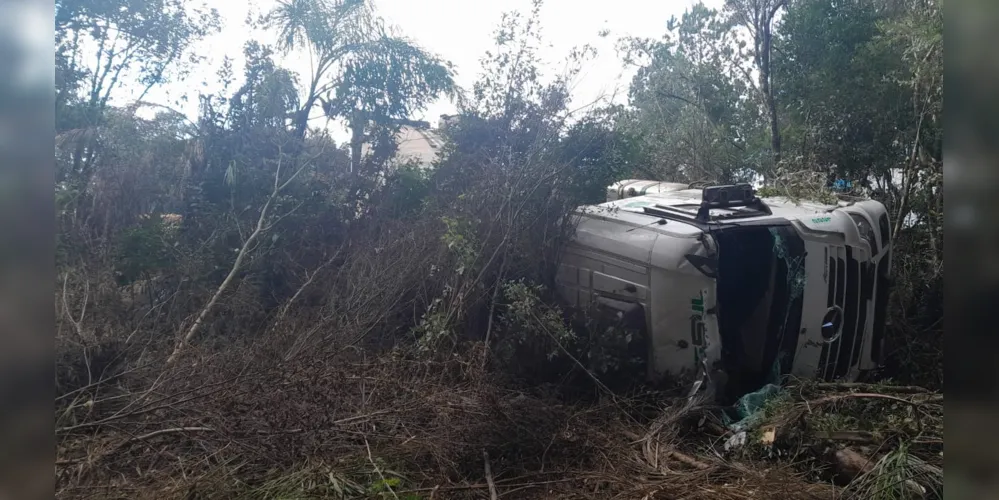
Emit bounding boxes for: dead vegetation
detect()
[55,330,943,500]
[53,0,943,497]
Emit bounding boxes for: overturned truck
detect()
[557,180,892,399]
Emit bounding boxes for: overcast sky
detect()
[134,0,723,141]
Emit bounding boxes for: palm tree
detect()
[265,0,456,172]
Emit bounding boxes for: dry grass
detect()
[56,340,944,500]
[58,338,892,500]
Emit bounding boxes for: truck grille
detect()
[817,246,874,380]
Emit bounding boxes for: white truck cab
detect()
[557,180,892,398]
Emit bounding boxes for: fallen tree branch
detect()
[483,450,499,500]
[829,447,872,483]
[813,382,931,394]
[168,146,314,364]
[397,478,581,494]
[811,430,877,444]
[668,450,710,470]
[812,392,930,407]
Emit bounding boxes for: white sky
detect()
[133,0,723,142]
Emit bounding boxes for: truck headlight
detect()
[849,213,878,253]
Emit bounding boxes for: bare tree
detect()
[726,0,786,167]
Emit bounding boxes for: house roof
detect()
[360,124,444,168]
[394,125,444,167]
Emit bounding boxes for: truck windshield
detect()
[714,225,806,400]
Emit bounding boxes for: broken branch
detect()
[483,450,499,500]
[668,450,711,470]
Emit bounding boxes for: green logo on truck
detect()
[690,297,704,313]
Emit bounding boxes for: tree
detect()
[872,0,942,243]
[322,36,456,173]
[559,111,638,204]
[772,0,942,384]
[263,0,456,168]
[55,0,221,124]
[774,0,897,181]
[228,42,301,132]
[439,0,587,183]
[775,0,942,233]
[725,0,786,170]
[55,0,220,199]
[623,4,764,183]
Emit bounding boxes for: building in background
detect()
[361,117,447,171]
[393,121,444,168]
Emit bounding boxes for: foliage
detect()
[53,0,944,495]
[440,216,479,276]
[55,0,221,129]
[228,42,301,131]
[113,215,180,285]
[495,280,575,362]
[846,442,943,500]
[263,0,456,174]
[580,311,647,377]
[755,169,838,204]
[559,113,639,204]
[621,4,765,183]
[776,0,906,182]
[326,36,456,171]
[376,161,433,217]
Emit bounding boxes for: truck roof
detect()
[577,188,846,236]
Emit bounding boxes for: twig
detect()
[667,450,711,470]
[61,271,91,343]
[810,392,939,435]
[812,430,877,443]
[332,409,395,425]
[56,427,214,466]
[124,288,181,344]
[274,245,344,327]
[126,426,214,444]
[365,437,399,500]
[530,311,614,397]
[397,478,580,494]
[481,253,508,372]
[813,392,929,407]
[55,360,154,402]
[57,374,237,433]
[813,382,931,394]
[483,450,499,500]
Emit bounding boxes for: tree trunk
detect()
[349,111,365,174]
[294,66,324,141]
[293,96,317,141]
[167,152,309,363]
[167,196,272,364]
[761,19,781,167]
